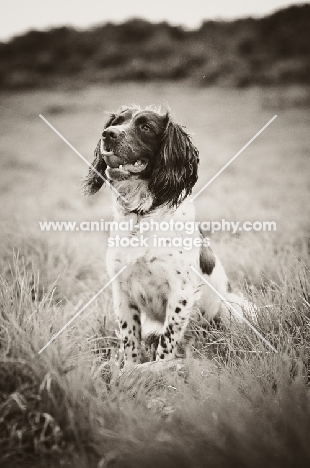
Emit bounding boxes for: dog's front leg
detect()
[156,293,193,361]
[116,288,142,367]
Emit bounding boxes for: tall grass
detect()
[0,230,309,467]
[1,83,309,466]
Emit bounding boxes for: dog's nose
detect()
[102,127,120,140]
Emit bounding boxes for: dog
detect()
[85,105,248,366]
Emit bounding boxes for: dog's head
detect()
[84,106,199,211]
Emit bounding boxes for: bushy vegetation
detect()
[0,4,309,89]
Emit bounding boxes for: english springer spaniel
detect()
[85,106,247,367]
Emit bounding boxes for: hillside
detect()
[0,4,309,89]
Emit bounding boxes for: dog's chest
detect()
[106,202,200,276]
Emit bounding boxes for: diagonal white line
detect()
[189,115,277,202]
[190,266,278,353]
[38,266,127,354]
[39,114,128,203]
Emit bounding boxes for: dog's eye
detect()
[141,123,151,132]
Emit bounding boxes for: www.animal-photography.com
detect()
[0,1,309,467]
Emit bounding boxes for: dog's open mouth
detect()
[105,160,148,179]
[101,140,148,174]
[100,138,114,157]
[107,160,148,173]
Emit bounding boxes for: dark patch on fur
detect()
[149,117,199,209]
[160,335,167,348]
[83,114,116,194]
[199,243,216,275]
[133,314,141,325]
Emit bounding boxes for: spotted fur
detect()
[85,106,247,367]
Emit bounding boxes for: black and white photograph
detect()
[0,1,310,466]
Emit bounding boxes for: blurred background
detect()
[0,1,309,88]
[1,5,310,465]
[0,0,309,292]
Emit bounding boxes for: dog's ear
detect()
[83,114,116,195]
[149,115,199,208]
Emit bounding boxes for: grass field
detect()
[0,83,310,467]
